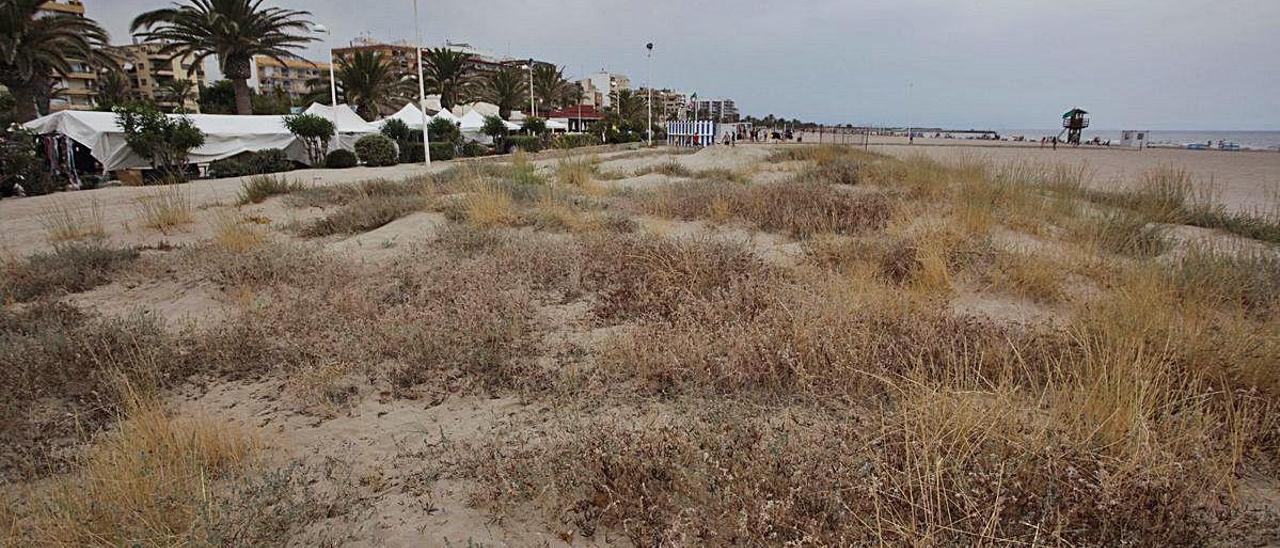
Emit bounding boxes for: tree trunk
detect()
[232,78,253,115]
[10,83,39,123]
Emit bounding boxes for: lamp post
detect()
[413,0,431,166]
[645,42,653,147]
[312,24,337,106]
[525,59,535,119]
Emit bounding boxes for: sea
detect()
[997,129,1280,152]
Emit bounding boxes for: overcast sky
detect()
[94,0,1279,130]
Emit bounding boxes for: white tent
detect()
[382,103,432,130]
[24,110,307,171]
[458,108,488,131]
[432,108,460,124]
[302,103,380,152]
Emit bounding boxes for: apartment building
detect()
[104,43,206,111]
[692,97,740,122]
[39,0,96,111]
[637,88,688,120]
[578,71,630,108]
[254,56,331,103]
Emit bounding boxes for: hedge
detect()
[354,134,398,167]
[428,143,455,161]
[505,135,542,153]
[400,143,425,163]
[324,149,358,169]
[206,148,294,178]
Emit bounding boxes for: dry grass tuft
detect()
[8,393,256,545]
[554,155,598,188]
[989,250,1065,302]
[211,210,266,252]
[135,185,195,233]
[237,174,304,205]
[38,199,105,242]
[452,181,521,228]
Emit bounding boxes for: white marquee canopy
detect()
[23,104,380,171]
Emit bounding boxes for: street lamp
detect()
[312,24,337,107]
[645,42,653,147]
[524,59,535,119]
[412,0,431,166]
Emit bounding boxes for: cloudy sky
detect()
[94,0,1279,130]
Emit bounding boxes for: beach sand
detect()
[793,133,1280,214]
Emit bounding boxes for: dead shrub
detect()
[581,234,779,322]
[639,180,891,237]
[0,242,138,303]
[0,303,179,479]
[299,194,424,237]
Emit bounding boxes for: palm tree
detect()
[0,0,110,122]
[159,78,198,111]
[333,51,414,120]
[423,48,475,111]
[95,70,134,109]
[131,0,316,116]
[479,65,526,120]
[609,89,647,132]
[532,64,576,114]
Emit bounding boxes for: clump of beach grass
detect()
[211,210,266,252]
[38,199,106,242]
[298,193,424,237]
[135,185,194,233]
[237,174,304,205]
[0,242,139,303]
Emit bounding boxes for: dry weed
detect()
[38,199,105,242]
[136,184,194,233]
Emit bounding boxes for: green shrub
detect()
[246,148,293,174]
[552,133,601,149]
[355,134,398,167]
[482,115,508,145]
[427,117,462,145]
[520,117,547,136]
[462,142,489,158]
[324,149,358,169]
[114,104,206,182]
[506,135,542,153]
[207,158,249,179]
[283,113,336,167]
[1,126,40,197]
[428,143,455,161]
[381,118,412,143]
[400,143,425,163]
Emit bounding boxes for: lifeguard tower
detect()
[1060,108,1089,145]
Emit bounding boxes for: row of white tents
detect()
[22,101,553,172]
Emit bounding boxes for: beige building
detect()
[578,71,630,108]
[254,56,331,103]
[637,88,688,120]
[40,0,96,111]
[104,43,206,111]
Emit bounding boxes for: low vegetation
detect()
[237,174,303,204]
[5,144,1280,545]
[38,199,105,242]
[135,184,195,233]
